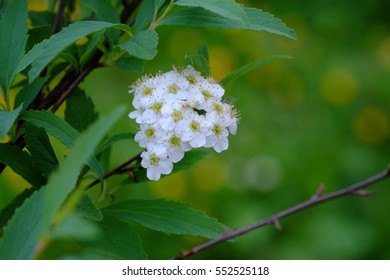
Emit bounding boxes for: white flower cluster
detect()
[129,65,239,180]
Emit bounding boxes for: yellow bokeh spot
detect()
[353,107,389,144]
[377,37,390,69]
[190,157,227,192]
[150,172,187,199]
[28,0,48,11]
[209,46,237,81]
[321,69,358,106]
[75,37,89,46]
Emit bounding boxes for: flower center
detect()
[186,75,197,84]
[150,154,160,166]
[145,127,155,138]
[202,90,212,100]
[189,120,200,132]
[169,135,181,147]
[142,87,153,96]
[212,124,223,136]
[214,103,224,114]
[151,102,163,113]
[172,110,183,122]
[168,84,179,94]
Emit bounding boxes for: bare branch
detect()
[52,0,67,34]
[173,166,390,260]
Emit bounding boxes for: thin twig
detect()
[85,152,141,190]
[52,0,67,34]
[173,165,390,259]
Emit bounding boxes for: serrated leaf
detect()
[79,217,147,260]
[0,104,23,138]
[15,21,131,82]
[76,194,103,221]
[0,187,38,237]
[14,77,48,112]
[0,144,46,186]
[220,55,293,85]
[175,0,248,23]
[133,0,166,33]
[117,30,158,60]
[65,88,98,132]
[20,110,104,182]
[0,0,28,94]
[24,124,58,177]
[51,214,101,241]
[114,57,144,73]
[0,106,125,259]
[80,0,120,46]
[96,132,134,154]
[159,7,296,40]
[102,199,224,239]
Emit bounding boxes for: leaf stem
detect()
[149,0,175,30]
[172,165,390,259]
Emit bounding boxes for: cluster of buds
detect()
[129,66,239,180]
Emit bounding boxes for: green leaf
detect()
[14,77,48,112]
[0,0,28,94]
[220,55,293,85]
[117,30,159,60]
[133,0,166,33]
[159,7,297,40]
[184,44,210,77]
[76,194,103,222]
[96,132,134,154]
[0,104,23,138]
[0,106,125,259]
[65,88,98,132]
[0,143,46,186]
[0,187,38,237]
[80,31,104,69]
[28,11,55,27]
[20,110,104,180]
[24,124,59,177]
[16,21,131,82]
[50,214,101,241]
[102,199,224,239]
[114,57,144,73]
[175,0,248,23]
[80,0,120,46]
[79,217,147,259]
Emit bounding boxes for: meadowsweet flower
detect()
[128,65,239,180]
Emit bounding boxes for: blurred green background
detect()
[1,0,390,259]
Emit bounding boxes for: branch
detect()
[172,165,390,260]
[85,152,141,190]
[52,0,67,34]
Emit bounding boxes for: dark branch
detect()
[173,165,390,260]
[52,0,67,34]
[85,152,141,190]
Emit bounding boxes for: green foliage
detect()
[220,55,293,85]
[117,30,159,60]
[159,7,296,40]
[65,88,98,132]
[0,105,23,138]
[102,199,224,238]
[0,0,28,94]
[0,144,46,186]
[0,106,125,259]
[16,21,131,82]
[24,124,59,178]
[0,0,302,260]
[175,0,248,23]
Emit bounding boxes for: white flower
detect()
[128,65,239,180]
[141,146,173,180]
